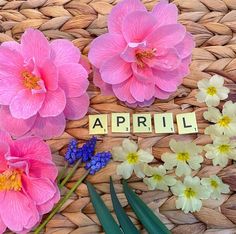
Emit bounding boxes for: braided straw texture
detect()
[1,0,236,233]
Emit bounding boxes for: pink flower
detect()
[0,29,89,139]
[88,0,195,107]
[0,130,59,233]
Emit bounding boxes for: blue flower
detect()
[65,139,78,165]
[85,152,112,175]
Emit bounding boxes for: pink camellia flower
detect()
[0,130,59,233]
[89,0,195,107]
[0,28,89,139]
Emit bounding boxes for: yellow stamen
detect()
[0,169,22,191]
[127,153,139,164]
[153,174,163,181]
[22,70,41,90]
[218,116,231,127]
[206,86,217,96]
[184,187,196,198]
[136,49,155,68]
[177,152,190,162]
[210,180,218,189]
[218,144,230,154]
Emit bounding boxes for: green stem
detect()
[59,159,82,189]
[57,162,69,184]
[34,170,90,234]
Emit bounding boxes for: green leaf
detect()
[110,178,139,234]
[123,180,171,234]
[86,181,122,234]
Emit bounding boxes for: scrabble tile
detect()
[133,113,152,133]
[89,114,108,135]
[176,112,198,134]
[154,113,175,134]
[111,113,130,133]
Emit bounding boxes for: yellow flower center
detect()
[206,86,217,96]
[136,49,155,68]
[127,153,139,164]
[184,187,196,198]
[177,152,190,162]
[210,180,218,189]
[218,144,230,154]
[218,116,231,127]
[22,70,41,90]
[153,174,163,181]
[0,169,22,192]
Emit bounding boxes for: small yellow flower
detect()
[143,165,176,191]
[196,75,229,107]
[112,139,154,179]
[161,139,203,177]
[201,175,230,200]
[204,136,236,167]
[171,176,210,213]
[204,101,236,137]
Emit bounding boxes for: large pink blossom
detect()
[0,130,59,233]
[0,29,89,139]
[89,0,195,107]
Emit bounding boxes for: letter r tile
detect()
[133,113,152,133]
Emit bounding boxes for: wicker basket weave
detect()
[1,0,236,233]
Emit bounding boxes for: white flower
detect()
[143,165,176,191]
[201,175,230,200]
[196,75,229,107]
[112,139,154,179]
[171,176,210,213]
[204,136,236,167]
[204,101,236,137]
[161,139,203,177]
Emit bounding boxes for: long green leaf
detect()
[110,178,139,234]
[86,181,122,234]
[123,180,171,234]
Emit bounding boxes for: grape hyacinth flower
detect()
[85,152,112,175]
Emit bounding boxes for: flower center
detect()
[22,70,41,90]
[127,153,139,164]
[218,116,231,127]
[218,144,230,154]
[153,174,163,181]
[136,49,155,68]
[184,187,196,198]
[206,86,217,96]
[177,152,190,162]
[210,180,218,189]
[0,169,22,191]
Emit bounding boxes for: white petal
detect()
[171,181,185,196]
[217,87,229,100]
[163,175,176,186]
[155,165,166,175]
[117,162,134,179]
[156,181,169,192]
[122,138,138,153]
[169,139,182,153]
[184,176,200,187]
[188,156,203,170]
[143,164,154,176]
[209,75,224,87]
[223,101,236,116]
[196,91,207,103]
[198,79,209,89]
[197,185,211,199]
[203,107,222,123]
[112,146,126,161]
[143,177,156,190]
[205,95,220,107]
[221,183,230,194]
[137,149,154,163]
[176,162,191,177]
[161,153,177,170]
[134,164,145,178]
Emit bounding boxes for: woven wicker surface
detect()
[1,0,236,233]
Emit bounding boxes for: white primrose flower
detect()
[112,139,154,179]
[161,139,203,177]
[171,176,210,213]
[204,101,236,137]
[204,136,236,167]
[201,175,230,200]
[196,75,229,107]
[143,165,176,191]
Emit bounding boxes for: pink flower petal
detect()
[130,77,155,102]
[11,136,52,161]
[64,93,89,120]
[80,55,91,74]
[39,88,66,117]
[22,176,57,205]
[175,32,195,59]
[112,78,136,103]
[132,63,154,81]
[58,63,89,98]
[2,41,21,53]
[93,67,114,96]
[0,142,9,172]
[100,55,132,85]
[0,130,12,145]
[50,39,81,66]
[39,59,58,91]
[155,75,178,92]
[10,89,45,119]
[0,217,6,234]
[108,0,146,34]
[154,86,173,99]
[122,11,157,43]
[0,191,39,233]
[30,113,66,139]
[0,106,36,138]
[152,0,178,27]
[21,28,50,65]
[88,33,126,68]
[146,24,186,48]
